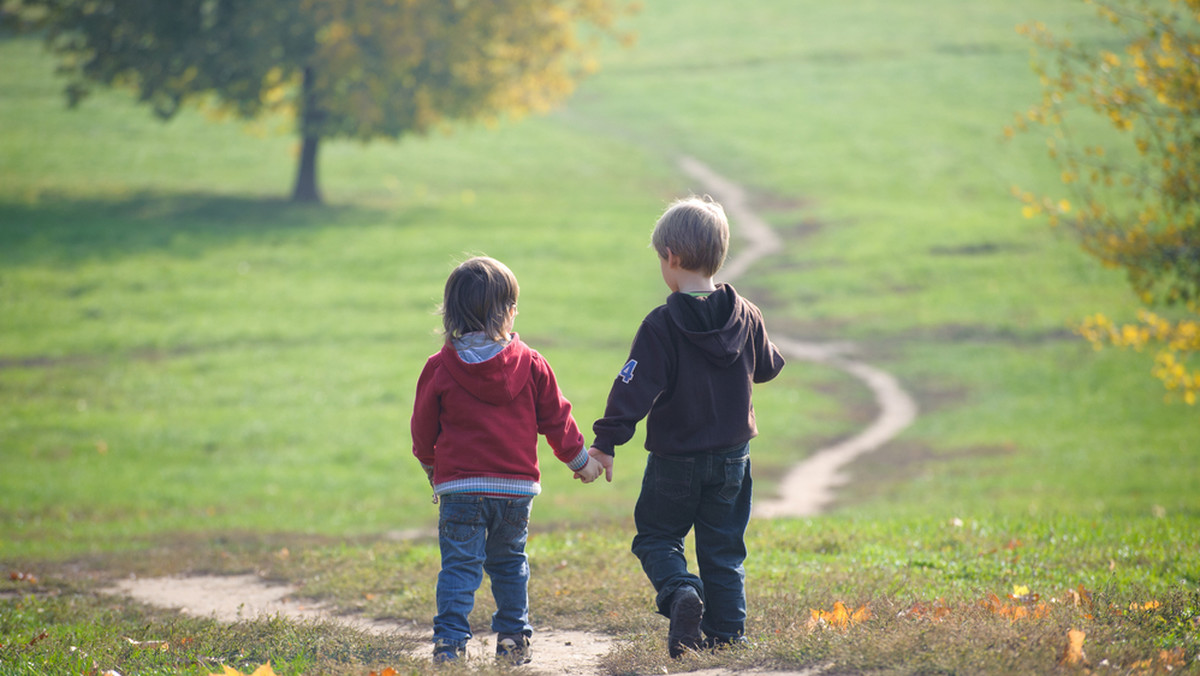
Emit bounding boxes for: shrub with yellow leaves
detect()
[1080,309,1200,402]
[1011,0,1200,404]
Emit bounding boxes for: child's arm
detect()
[410,356,442,474]
[591,321,672,456]
[529,352,590,472]
[751,306,786,383]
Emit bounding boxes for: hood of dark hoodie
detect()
[665,284,748,368]
[439,334,532,406]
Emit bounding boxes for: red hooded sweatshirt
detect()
[411,334,588,497]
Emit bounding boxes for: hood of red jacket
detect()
[439,334,532,405]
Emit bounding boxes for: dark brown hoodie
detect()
[592,284,785,457]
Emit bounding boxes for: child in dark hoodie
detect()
[586,196,785,657]
[411,256,603,665]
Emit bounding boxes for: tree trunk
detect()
[291,66,323,204]
[292,133,321,204]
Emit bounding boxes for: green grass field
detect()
[2,1,1197,673]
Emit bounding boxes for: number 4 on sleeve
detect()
[618,359,638,384]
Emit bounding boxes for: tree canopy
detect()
[5,0,635,202]
[1010,0,1200,404]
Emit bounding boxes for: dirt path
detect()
[112,575,611,675]
[110,157,913,675]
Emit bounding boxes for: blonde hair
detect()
[651,195,729,277]
[440,256,519,341]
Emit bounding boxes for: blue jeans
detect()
[434,494,533,647]
[632,444,752,641]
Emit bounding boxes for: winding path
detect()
[676,156,918,517]
[112,156,917,676]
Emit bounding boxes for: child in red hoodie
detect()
[411,256,603,665]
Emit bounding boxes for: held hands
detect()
[574,455,604,483]
[588,446,613,483]
[572,447,614,484]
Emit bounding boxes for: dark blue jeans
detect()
[434,494,533,648]
[631,444,752,641]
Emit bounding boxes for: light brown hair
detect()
[440,256,519,341]
[651,195,729,277]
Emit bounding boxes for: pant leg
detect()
[631,453,705,616]
[434,495,488,647]
[483,497,533,636]
[694,445,752,640]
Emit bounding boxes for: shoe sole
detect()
[668,593,704,658]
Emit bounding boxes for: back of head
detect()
[441,256,520,341]
[651,196,729,277]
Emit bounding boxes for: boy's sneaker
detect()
[495,633,532,665]
[667,586,704,658]
[433,639,465,664]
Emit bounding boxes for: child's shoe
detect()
[667,586,704,658]
[433,639,465,664]
[495,633,532,665]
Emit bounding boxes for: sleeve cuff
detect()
[566,447,590,471]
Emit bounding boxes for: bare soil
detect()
[112,574,611,675]
[108,157,913,675]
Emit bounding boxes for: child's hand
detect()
[574,456,603,483]
[588,446,614,482]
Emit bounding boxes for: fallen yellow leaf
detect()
[1129,599,1162,611]
[902,598,952,622]
[981,592,1049,622]
[805,601,871,632]
[1158,648,1187,670]
[851,604,871,624]
[1064,584,1093,608]
[1059,629,1086,666]
[829,600,850,629]
[210,663,277,676]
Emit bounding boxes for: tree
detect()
[5,0,635,203]
[1009,0,1200,404]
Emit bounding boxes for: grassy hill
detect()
[1,1,1196,673]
